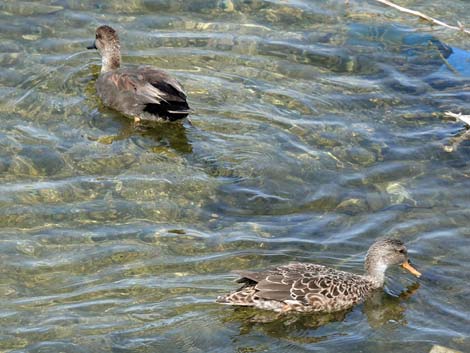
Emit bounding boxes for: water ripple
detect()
[0,1,469,352]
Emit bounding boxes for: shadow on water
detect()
[221,307,350,344]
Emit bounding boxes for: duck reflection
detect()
[88,105,193,154]
[221,282,420,341]
[363,282,420,329]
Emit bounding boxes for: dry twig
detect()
[443,129,470,152]
[374,0,470,35]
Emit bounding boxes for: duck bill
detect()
[401,260,421,278]
[87,41,97,50]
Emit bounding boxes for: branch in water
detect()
[443,129,470,152]
[374,0,470,35]
[443,112,470,152]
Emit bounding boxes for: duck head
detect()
[364,238,421,287]
[87,25,121,72]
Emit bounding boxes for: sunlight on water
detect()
[0,0,469,352]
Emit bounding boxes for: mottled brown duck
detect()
[87,25,190,122]
[217,238,421,313]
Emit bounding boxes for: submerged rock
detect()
[429,345,462,353]
[386,182,413,205]
[336,197,368,215]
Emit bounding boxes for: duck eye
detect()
[398,249,406,254]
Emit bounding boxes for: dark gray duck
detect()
[217,238,421,313]
[87,25,190,122]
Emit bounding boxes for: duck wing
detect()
[136,65,187,103]
[234,263,373,312]
[245,263,332,302]
[96,66,190,121]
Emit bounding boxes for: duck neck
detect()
[101,47,121,73]
[364,253,387,288]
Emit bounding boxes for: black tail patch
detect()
[144,100,190,121]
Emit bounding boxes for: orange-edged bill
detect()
[401,260,421,277]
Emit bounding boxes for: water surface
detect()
[0,1,469,352]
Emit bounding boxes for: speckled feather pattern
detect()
[217,263,375,313]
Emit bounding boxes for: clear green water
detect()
[1,1,469,352]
